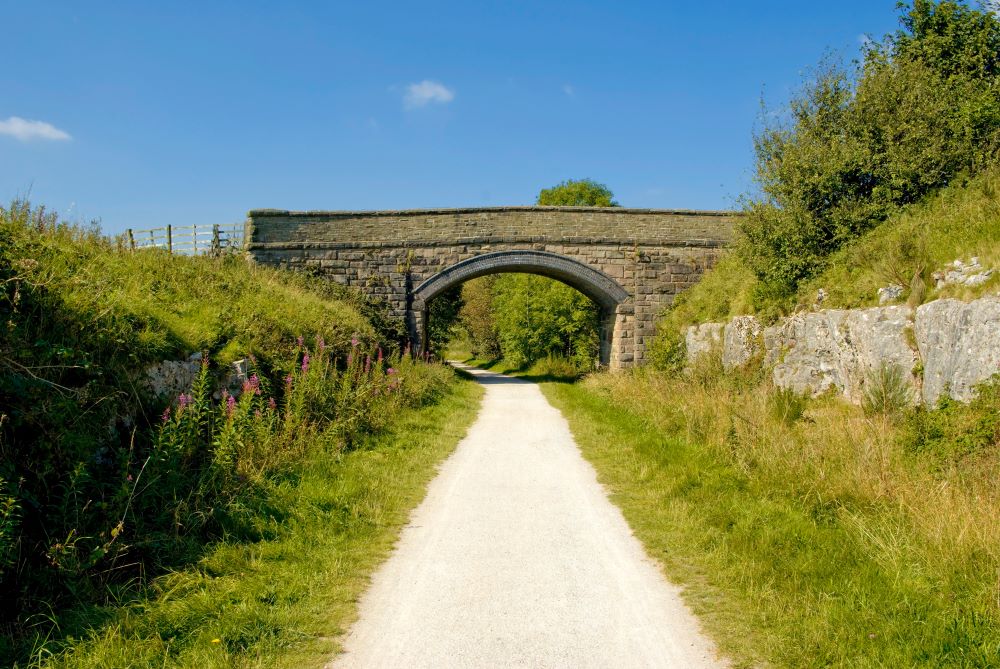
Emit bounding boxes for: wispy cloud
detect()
[403,80,455,109]
[562,84,575,96]
[0,116,71,142]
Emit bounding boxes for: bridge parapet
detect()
[246,207,737,368]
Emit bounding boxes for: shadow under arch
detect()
[408,250,633,368]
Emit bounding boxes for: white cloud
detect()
[403,80,455,109]
[562,84,575,96]
[0,116,71,142]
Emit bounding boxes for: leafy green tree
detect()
[738,0,1000,307]
[490,274,599,368]
[426,284,463,354]
[537,179,619,207]
[458,276,501,359]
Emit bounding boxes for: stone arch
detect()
[408,250,633,368]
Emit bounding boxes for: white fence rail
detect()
[125,223,245,255]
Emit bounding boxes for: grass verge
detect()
[539,372,1000,668]
[35,374,482,669]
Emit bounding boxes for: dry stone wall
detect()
[247,207,735,368]
[686,296,1000,406]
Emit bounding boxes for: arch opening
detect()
[408,251,632,369]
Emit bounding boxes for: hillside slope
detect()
[652,168,1000,362]
[0,202,435,663]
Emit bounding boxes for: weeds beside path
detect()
[38,375,482,669]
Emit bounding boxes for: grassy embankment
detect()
[655,167,1000,341]
[1,203,482,667]
[42,377,481,669]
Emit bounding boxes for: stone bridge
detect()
[246,207,735,369]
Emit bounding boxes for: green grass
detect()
[33,374,482,669]
[657,167,1000,339]
[539,373,1000,668]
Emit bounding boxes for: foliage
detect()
[536,178,619,207]
[738,0,1000,308]
[455,276,501,359]
[651,163,1000,362]
[0,201,451,666]
[33,373,481,669]
[460,275,600,370]
[544,368,1000,666]
[425,285,463,355]
[767,386,808,426]
[862,363,914,417]
[901,375,1000,461]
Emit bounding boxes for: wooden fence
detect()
[124,223,245,255]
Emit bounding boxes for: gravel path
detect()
[330,364,726,668]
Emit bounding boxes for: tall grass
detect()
[543,369,1000,666]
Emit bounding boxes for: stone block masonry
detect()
[246,206,737,369]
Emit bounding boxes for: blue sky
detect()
[2,2,903,235]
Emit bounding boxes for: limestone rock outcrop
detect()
[722,316,763,370]
[915,297,1000,405]
[765,306,917,404]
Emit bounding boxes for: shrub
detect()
[862,364,913,417]
[739,1,1000,309]
[768,387,809,426]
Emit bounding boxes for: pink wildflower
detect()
[347,353,353,366]
[351,336,359,348]
[296,335,304,348]
[377,347,383,363]
[301,352,310,373]
[177,393,189,409]
[267,397,277,410]
[365,355,371,374]
[317,337,326,351]
[285,374,293,388]
[161,406,171,423]
[226,393,236,418]
[387,367,396,375]
[254,408,263,419]
[243,373,261,395]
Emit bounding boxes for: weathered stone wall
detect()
[247,207,735,368]
[686,296,1000,406]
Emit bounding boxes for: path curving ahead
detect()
[329,364,726,668]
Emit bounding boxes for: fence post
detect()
[166,225,173,254]
[127,229,135,251]
[193,225,198,255]
[149,229,155,248]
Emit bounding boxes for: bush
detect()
[862,364,913,417]
[768,387,809,426]
[901,375,1000,460]
[739,0,1000,309]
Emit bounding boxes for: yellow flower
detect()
[211,638,221,644]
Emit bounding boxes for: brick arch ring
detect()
[408,250,634,368]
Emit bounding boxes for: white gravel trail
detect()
[329,364,726,668]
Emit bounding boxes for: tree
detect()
[536,179,619,207]
[737,0,1000,307]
